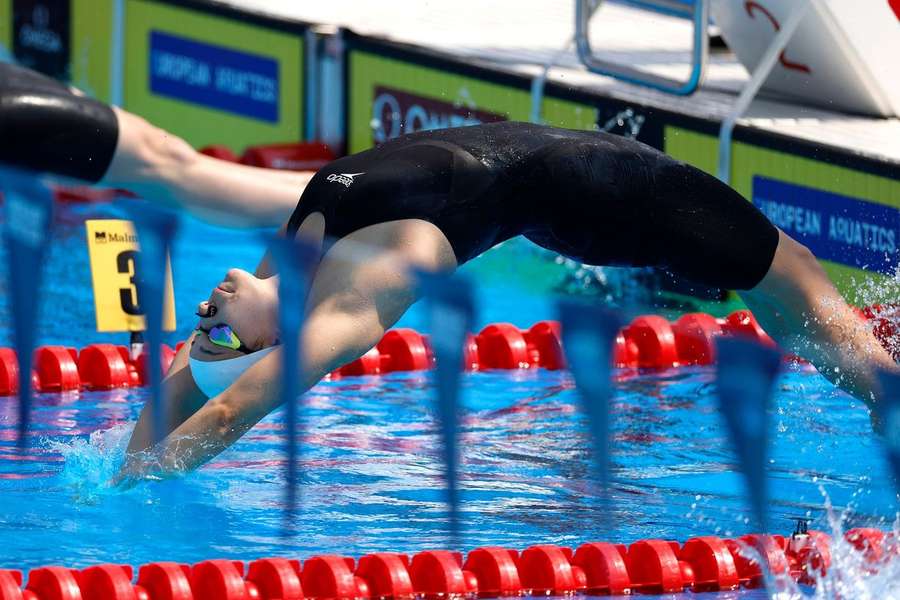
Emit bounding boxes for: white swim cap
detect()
[189,345,279,398]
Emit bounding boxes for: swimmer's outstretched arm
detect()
[121,332,208,458]
[118,221,448,480]
[118,285,393,480]
[119,242,286,469]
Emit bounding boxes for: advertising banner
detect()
[347,47,596,153]
[2,0,113,101]
[754,177,899,276]
[12,0,70,80]
[124,0,304,151]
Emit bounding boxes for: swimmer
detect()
[0,62,312,226]
[115,121,898,480]
[0,65,894,477]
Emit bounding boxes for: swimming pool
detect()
[0,202,897,598]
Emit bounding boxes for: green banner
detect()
[0,0,10,57]
[124,0,304,152]
[348,50,597,154]
[72,0,114,101]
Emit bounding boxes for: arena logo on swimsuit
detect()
[752,176,900,275]
[371,86,505,144]
[148,31,279,123]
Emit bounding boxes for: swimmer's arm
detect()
[120,307,373,478]
[123,333,207,456]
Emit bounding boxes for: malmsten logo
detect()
[326,172,364,188]
[94,231,138,244]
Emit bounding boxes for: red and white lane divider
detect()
[0,527,892,599]
[2,305,896,396]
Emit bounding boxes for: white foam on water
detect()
[744,494,900,600]
[45,424,134,501]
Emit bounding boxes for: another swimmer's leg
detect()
[101,108,314,227]
[738,229,899,414]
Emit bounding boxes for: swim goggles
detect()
[195,323,254,354]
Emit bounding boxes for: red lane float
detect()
[477,323,531,369]
[571,542,631,595]
[136,563,193,600]
[622,316,679,369]
[377,329,432,373]
[33,347,80,393]
[518,545,579,595]
[409,551,472,598]
[461,547,521,596]
[864,304,900,361]
[0,348,20,396]
[53,186,137,204]
[240,143,335,172]
[722,310,777,348]
[523,321,566,370]
[77,345,134,390]
[679,536,740,592]
[672,313,723,366]
[198,145,240,163]
[2,528,890,600]
[2,303,897,395]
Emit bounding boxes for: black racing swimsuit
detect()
[287,122,778,290]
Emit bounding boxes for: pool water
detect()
[0,202,898,598]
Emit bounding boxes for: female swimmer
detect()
[118,121,899,479]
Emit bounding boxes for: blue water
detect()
[0,203,897,598]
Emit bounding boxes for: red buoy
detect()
[524,321,566,370]
[571,542,631,595]
[136,562,193,600]
[34,346,81,392]
[476,324,530,369]
[622,316,679,369]
[462,548,521,597]
[377,329,431,373]
[77,345,131,390]
[0,348,20,396]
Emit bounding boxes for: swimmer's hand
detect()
[111,453,154,489]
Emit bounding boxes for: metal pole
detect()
[716,1,812,184]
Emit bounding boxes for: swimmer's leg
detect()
[101,108,313,227]
[738,229,899,413]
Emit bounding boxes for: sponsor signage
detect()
[124,0,303,150]
[347,47,596,153]
[753,176,899,275]
[12,0,70,80]
[85,219,176,332]
[371,85,505,145]
[149,31,279,123]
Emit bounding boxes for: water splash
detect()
[45,424,132,501]
[739,492,900,599]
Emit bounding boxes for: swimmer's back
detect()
[286,121,644,263]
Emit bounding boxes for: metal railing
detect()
[574,0,709,96]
